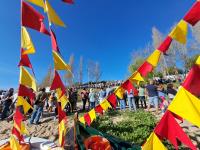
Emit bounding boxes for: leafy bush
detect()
[91,109,157,145]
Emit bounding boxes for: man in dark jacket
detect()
[29,88,47,124]
[1,88,14,120]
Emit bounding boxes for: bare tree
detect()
[78,56,83,84]
[64,54,74,86]
[87,60,102,82]
[94,62,102,82]
[40,66,53,88]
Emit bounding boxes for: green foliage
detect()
[91,110,157,145]
[129,57,145,73]
[184,54,199,71]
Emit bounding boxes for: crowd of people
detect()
[0,78,179,124]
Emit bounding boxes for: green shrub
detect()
[91,109,157,145]
[91,109,189,149]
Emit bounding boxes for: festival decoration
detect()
[26,0,45,8]
[168,87,200,128]
[19,66,36,91]
[146,49,161,67]
[129,71,144,83]
[107,93,117,108]
[18,84,35,105]
[142,132,166,150]
[22,0,50,35]
[137,61,153,77]
[196,56,200,65]
[94,105,104,115]
[45,0,66,27]
[53,51,71,72]
[16,96,33,114]
[18,48,33,69]
[169,20,188,44]
[183,1,200,26]
[50,70,66,98]
[50,29,60,53]
[21,27,35,54]
[157,36,172,53]
[154,110,196,150]
[182,65,200,97]
[10,135,20,150]
[62,0,74,4]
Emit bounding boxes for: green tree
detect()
[129,57,145,73]
[184,54,199,71]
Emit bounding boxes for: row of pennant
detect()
[78,1,200,149]
[10,0,74,149]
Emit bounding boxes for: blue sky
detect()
[0,0,195,89]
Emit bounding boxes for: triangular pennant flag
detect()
[88,109,96,123]
[129,71,144,84]
[16,96,33,114]
[121,80,138,94]
[19,66,36,91]
[196,56,200,65]
[114,86,125,99]
[58,103,67,123]
[142,132,166,150]
[79,117,85,124]
[18,84,35,105]
[13,108,24,130]
[50,70,66,98]
[14,121,29,136]
[183,1,200,26]
[182,65,200,97]
[53,51,71,72]
[100,99,112,111]
[22,1,50,35]
[107,93,117,108]
[18,48,33,69]
[62,0,74,4]
[154,110,196,150]
[95,105,104,114]
[137,61,154,77]
[21,27,35,55]
[12,127,24,142]
[58,119,66,147]
[45,0,66,27]
[168,87,200,128]
[10,135,20,150]
[50,29,60,53]
[56,88,69,110]
[169,20,188,44]
[26,0,45,8]
[20,122,29,135]
[146,50,161,67]
[157,36,173,53]
[84,113,91,126]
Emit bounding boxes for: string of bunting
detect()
[9,0,74,148]
[78,1,200,149]
[42,0,73,148]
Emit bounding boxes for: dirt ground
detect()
[0,103,200,149]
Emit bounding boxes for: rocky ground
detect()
[0,106,200,149]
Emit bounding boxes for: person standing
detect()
[89,89,96,109]
[119,93,126,111]
[146,80,159,113]
[30,88,47,124]
[138,84,146,109]
[98,88,106,103]
[80,88,88,111]
[127,89,136,111]
[1,88,14,120]
[167,83,177,102]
